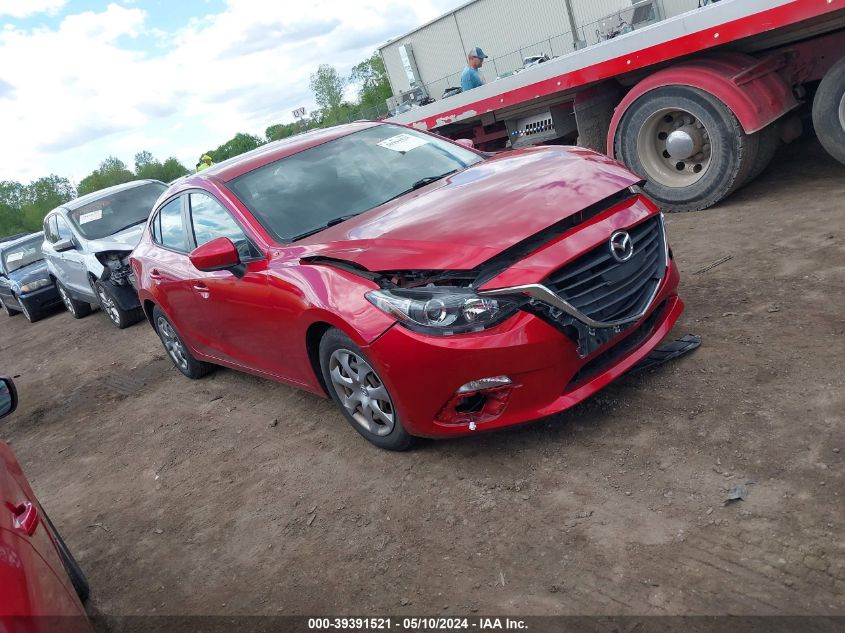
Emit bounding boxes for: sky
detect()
[0,0,459,185]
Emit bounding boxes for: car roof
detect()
[58,179,166,213]
[0,231,43,254]
[195,120,382,183]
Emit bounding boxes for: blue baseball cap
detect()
[468,47,488,59]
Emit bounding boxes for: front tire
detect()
[94,281,142,329]
[1,298,19,317]
[812,55,845,166]
[57,282,92,319]
[319,328,413,451]
[152,306,214,379]
[18,297,41,323]
[615,86,753,212]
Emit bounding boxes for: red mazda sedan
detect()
[131,122,683,450]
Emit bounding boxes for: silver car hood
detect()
[86,224,144,253]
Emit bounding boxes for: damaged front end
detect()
[94,250,142,310]
[95,251,135,288]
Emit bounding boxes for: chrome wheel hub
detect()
[157,317,189,371]
[328,349,395,437]
[637,108,712,187]
[97,286,120,325]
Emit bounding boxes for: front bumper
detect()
[20,284,62,312]
[364,260,682,438]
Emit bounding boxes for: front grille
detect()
[567,300,667,388]
[545,215,665,324]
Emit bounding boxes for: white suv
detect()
[41,180,166,328]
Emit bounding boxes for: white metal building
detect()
[379,0,702,101]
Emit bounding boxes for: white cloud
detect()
[0,0,67,19]
[0,0,460,183]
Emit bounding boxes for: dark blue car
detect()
[0,232,62,323]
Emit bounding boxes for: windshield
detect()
[228,125,484,241]
[2,235,43,274]
[69,182,166,240]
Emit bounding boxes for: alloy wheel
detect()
[97,285,120,325]
[637,107,713,187]
[157,317,189,371]
[58,285,75,315]
[328,349,395,437]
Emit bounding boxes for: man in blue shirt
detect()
[460,47,488,92]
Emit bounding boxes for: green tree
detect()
[77,156,134,196]
[205,132,265,163]
[134,150,156,173]
[350,52,391,117]
[310,64,345,122]
[133,150,190,182]
[0,175,75,237]
[265,122,300,142]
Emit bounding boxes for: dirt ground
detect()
[1,135,843,619]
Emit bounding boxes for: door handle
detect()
[150,269,164,281]
[12,502,38,535]
[192,282,210,299]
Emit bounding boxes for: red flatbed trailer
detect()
[387,0,845,211]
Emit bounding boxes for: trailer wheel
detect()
[812,56,845,166]
[742,122,780,187]
[615,86,753,212]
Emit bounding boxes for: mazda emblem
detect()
[609,230,634,262]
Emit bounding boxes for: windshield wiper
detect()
[290,214,361,241]
[112,218,149,235]
[383,170,459,205]
[411,170,457,190]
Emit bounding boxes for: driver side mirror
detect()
[0,377,18,419]
[53,238,74,252]
[455,138,474,148]
[189,237,245,278]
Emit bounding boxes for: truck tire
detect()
[615,86,754,212]
[812,55,845,166]
[742,122,780,186]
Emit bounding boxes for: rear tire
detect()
[42,511,89,603]
[152,306,214,379]
[94,281,142,329]
[742,122,780,186]
[57,282,92,319]
[319,328,414,451]
[615,86,752,212]
[812,55,845,166]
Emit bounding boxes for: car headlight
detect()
[366,287,522,335]
[19,278,52,294]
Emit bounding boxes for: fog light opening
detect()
[436,378,515,427]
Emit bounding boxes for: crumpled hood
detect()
[7,259,50,285]
[86,224,144,253]
[293,146,640,271]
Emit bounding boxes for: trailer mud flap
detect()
[631,334,701,373]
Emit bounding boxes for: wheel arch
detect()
[608,53,797,157]
[303,313,393,398]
